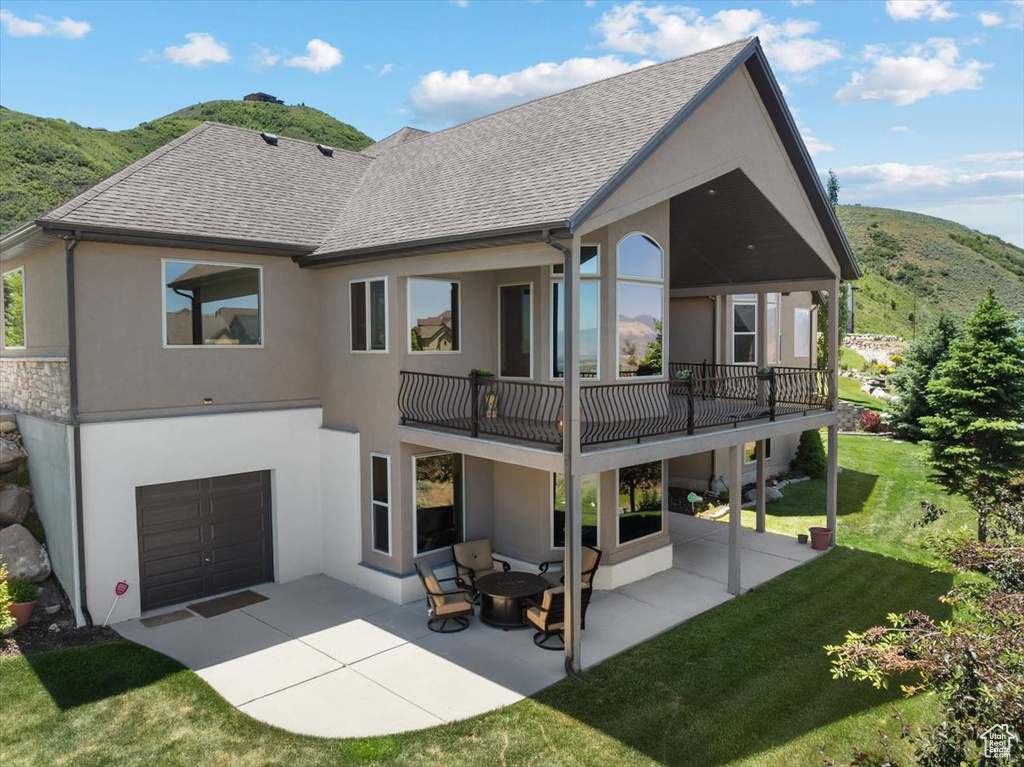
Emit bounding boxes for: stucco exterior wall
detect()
[1,242,69,357]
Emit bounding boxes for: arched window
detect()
[617,233,664,378]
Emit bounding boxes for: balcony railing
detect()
[398,363,831,451]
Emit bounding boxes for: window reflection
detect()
[164,261,261,346]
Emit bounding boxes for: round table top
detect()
[475,571,548,599]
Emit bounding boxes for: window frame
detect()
[766,293,782,364]
[615,459,666,546]
[549,275,601,381]
[412,451,465,557]
[616,233,666,381]
[744,439,773,465]
[161,258,264,350]
[370,452,392,555]
[407,277,461,355]
[550,243,601,277]
[497,280,534,380]
[550,472,601,549]
[794,306,812,359]
[731,294,757,365]
[350,276,389,354]
[2,265,26,350]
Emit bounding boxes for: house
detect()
[0,38,857,673]
[243,92,284,104]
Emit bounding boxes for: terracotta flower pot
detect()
[809,526,833,551]
[9,600,36,629]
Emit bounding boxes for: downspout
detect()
[709,295,718,491]
[65,234,92,625]
[543,230,584,682]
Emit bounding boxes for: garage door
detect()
[136,470,273,611]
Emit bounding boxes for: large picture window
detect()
[370,453,391,555]
[552,245,600,379]
[351,278,388,352]
[164,260,262,346]
[767,293,781,364]
[499,283,532,378]
[794,307,811,358]
[409,278,460,352]
[415,452,463,555]
[618,460,663,544]
[2,266,25,348]
[552,473,599,548]
[732,294,756,364]
[617,234,663,378]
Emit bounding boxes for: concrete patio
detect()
[114,514,823,738]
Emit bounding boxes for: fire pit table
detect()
[475,571,548,629]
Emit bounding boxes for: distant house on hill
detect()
[244,92,283,104]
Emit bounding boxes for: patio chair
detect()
[415,562,475,633]
[524,586,565,650]
[452,539,510,597]
[538,545,602,629]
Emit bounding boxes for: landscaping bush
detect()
[0,564,15,633]
[791,429,827,479]
[859,410,882,433]
[7,579,37,603]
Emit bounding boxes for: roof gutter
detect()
[40,224,312,258]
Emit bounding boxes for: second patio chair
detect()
[415,562,475,633]
[452,539,510,597]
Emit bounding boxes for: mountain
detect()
[835,205,1024,339]
[0,100,374,235]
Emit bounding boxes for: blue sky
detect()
[2,0,1022,244]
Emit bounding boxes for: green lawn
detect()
[0,436,967,767]
[838,375,887,412]
[839,347,868,371]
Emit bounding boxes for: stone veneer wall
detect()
[0,358,71,422]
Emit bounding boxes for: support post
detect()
[728,444,742,595]
[755,440,766,533]
[826,277,840,545]
[756,292,767,368]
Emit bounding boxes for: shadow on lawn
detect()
[767,468,879,519]
[536,546,952,767]
[20,641,184,710]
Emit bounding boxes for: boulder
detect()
[743,489,757,503]
[0,523,51,582]
[766,486,784,503]
[0,421,17,434]
[0,484,31,525]
[0,436,27,474]
[871,388,891,400]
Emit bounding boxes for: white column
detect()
[728,444,742,595]
[825,277,839,545]
[755,441,766,533]
[563,237,583,674]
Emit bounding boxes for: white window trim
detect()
[412,451,465,557]
[616,232,666,380]
[731,294,757,366]
[2,265,26,350]
[550,243,601,277]
[370,452,392,555]
[767,293,782,365]
[549,472,601,550]
[744,438,773,465]
[350,277,389,354]
[407,277,461,355]
[549,278,601,381]
[161,258,265,350]
[615,461,666,547]
[497,280,534,380]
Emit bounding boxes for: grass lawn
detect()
[838,375,887,412]
[0,436,967,766]
[840,347,868,371]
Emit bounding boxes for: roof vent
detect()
[260,132,278,146]
[317,144,334,157]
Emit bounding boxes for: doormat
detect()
[188,590,268,618]
[140,609,194,628]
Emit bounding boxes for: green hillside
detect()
[836,205,1024,338]
[0,101,374,234]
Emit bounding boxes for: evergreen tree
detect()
[922,289,1024,540]
[826,169,840,210]
[816,282,849,369]
[884,313,959,441]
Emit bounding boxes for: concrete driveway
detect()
[114,515,822,738]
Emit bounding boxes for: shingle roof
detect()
[360,127,431,158]
[40,123,374,250]
[311,38,753,259]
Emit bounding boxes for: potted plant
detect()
[7,579,38,629]
[757,365,774,380]
[808,526,833,551]
[469,368,494,381]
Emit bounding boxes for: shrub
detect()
[0,564,15,633]
[791,429,827,479]
[860,410,882,433]
[7,579,37,603]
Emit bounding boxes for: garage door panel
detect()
[137,470,272,611]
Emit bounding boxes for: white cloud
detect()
[154,33,231,67]
[788,0,816,5]
[249,45,281,70]
[451,0,469,7]
[285,39,343,73]
[791,110,834,155]
[960,150,1024,163]
[0,9,91,38]
[410,54,654,124]
[595,2,840,74]
[378,62,394,77]
[978,11,1003,25]
[834,38,989,106]
[890,125,912,133]
[885,1,958,22]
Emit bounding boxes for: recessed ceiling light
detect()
[746,244,756,250]
[707,189,717,196]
